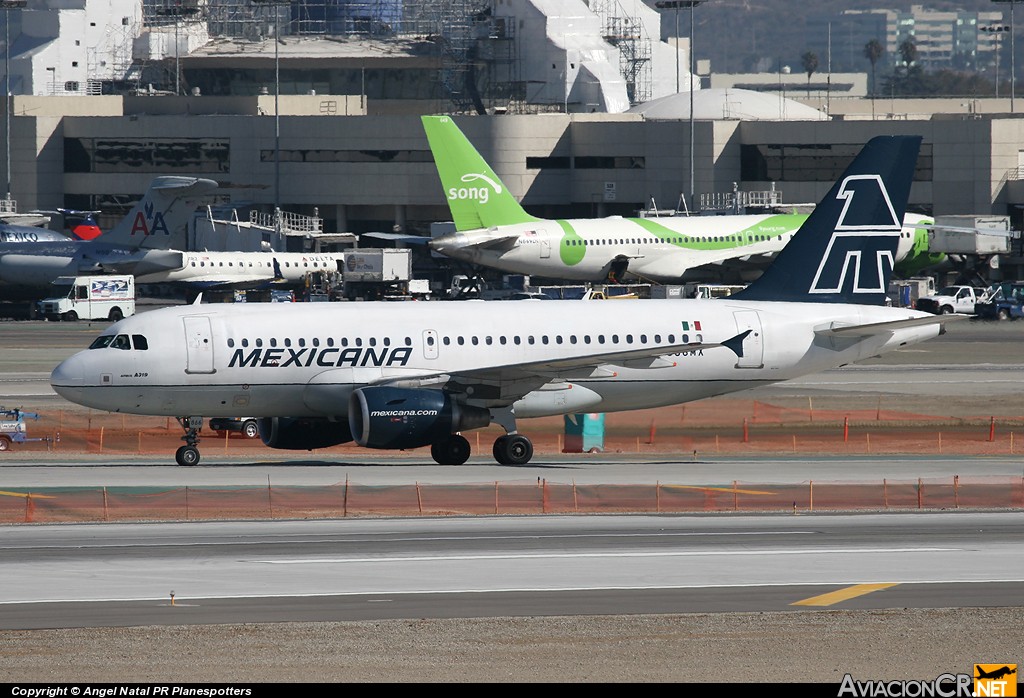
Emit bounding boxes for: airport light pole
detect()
[252,0,288,223]
[155,3,199,96]
[656,1,702,210]
[981,24,1009,98]
[1,0,25,204]
[993,0,1020,111]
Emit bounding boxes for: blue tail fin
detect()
[732,135,921,305]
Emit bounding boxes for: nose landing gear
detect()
[175,416,203,466]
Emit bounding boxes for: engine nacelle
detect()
[348,387,491,450]
[258,417,352,450]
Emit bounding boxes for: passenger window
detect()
[485,336,493,345]
[369,337,377,346]
[256,339,263,347]
[457,337,465,346]
[443,337,451,346]
[270,338,277,347]
[584,335,591,344]
[472,337,479,345]
[284,338,291,347]
[242,338,249,348]
[640,335,648,343]
[514,336,521,345]
[612,334,619,343]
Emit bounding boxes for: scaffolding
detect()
[589,0,653,105]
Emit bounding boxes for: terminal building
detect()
[3,1,1024,279]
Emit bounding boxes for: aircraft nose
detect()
[50,353,86,402]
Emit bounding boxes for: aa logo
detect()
[129,200,169,236]
[974,664,1017,697]
[809,174,902,295]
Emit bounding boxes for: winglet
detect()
[732,135,922,305]
[422,115,539,231]
[722,330,752,358]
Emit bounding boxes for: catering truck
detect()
[37,275,135,322]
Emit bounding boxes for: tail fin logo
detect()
[448,173,502,205]
[809,174,902,295]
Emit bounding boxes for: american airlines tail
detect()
[98,176,219,250]
[421,115,539,231]
[732,135,922,306]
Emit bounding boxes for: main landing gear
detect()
[428,408,535,466]
[175,416,203,466]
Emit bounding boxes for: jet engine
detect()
[258,417,352,450]
[348,387,490,450]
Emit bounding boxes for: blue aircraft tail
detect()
[731,135,921,305]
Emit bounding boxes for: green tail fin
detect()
[422,115,539,231]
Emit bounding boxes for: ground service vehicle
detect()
[208,417,260,438]
[915,285,988,315]
[38,275,135,322]
[0,407,48,451]
[975,282,1024,320]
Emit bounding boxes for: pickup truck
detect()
[975,282,1024,320]
[915,285,988,315]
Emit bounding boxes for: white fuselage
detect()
[134,251,345,286]
[431,214,929,283]
[51,300,940,422]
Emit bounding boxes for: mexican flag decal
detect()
[681,320,702,331]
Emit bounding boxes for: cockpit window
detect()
[111,335,131,350]
[89,335,115,349]
[132,335,149,351]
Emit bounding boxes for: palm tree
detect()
[801,51,819,97]
[864,39,884,118]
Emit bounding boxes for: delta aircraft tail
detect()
[421,115,539,232]
[732,135,922,306]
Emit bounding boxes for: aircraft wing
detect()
[377,332,749,404]
[815,314,965,338]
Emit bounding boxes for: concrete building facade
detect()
[6,95,1024,240]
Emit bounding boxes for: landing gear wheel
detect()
[175,445,201,466]
[431,434,471,465]
[493,434,533,465]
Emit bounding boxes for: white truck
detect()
[38,275,135,322]
[914,285,989,315]
[340,248,412,300]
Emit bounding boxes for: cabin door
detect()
[732,310,764,369]
[183,316,216,374]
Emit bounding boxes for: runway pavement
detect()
[1,512,1022,629]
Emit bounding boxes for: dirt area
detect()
[2,608,1020,683]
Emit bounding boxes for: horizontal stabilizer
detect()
[815,313,965,338]
[360,232,432,245]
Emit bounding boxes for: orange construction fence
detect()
[2,476,1022,524]
[7,402,1024,457]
